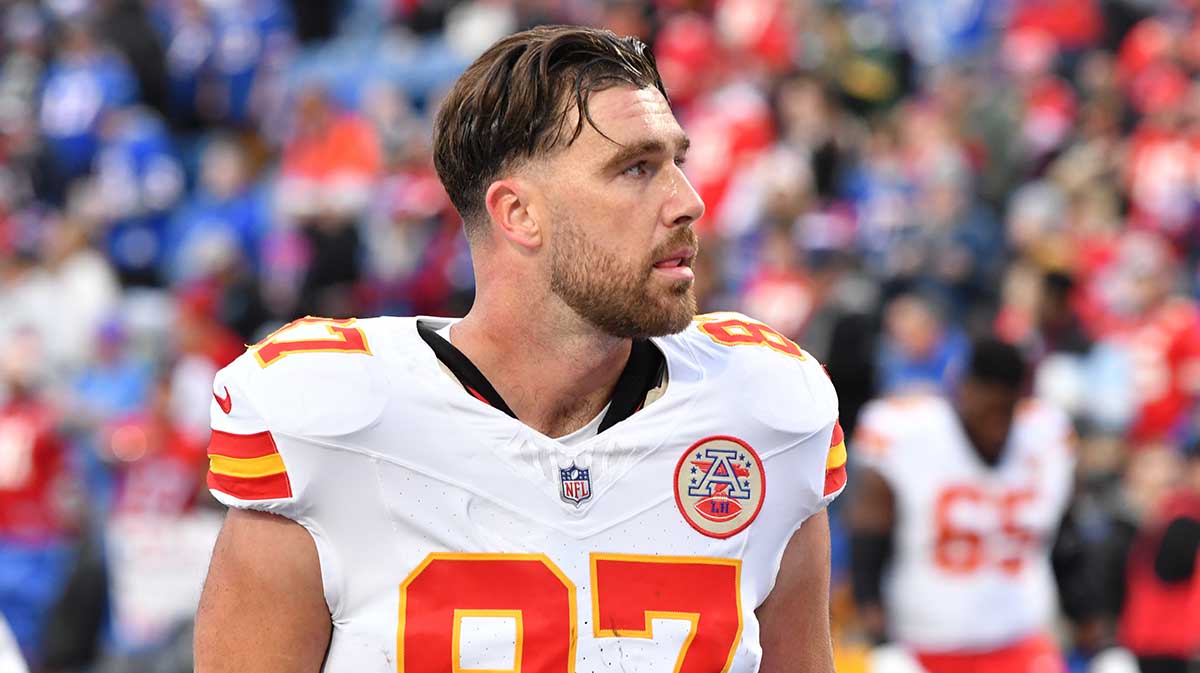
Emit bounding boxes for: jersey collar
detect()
[415,320,665,433]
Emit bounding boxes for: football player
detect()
[195,26,848,673]
[848,339,1077,673]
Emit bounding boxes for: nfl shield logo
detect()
[559,464,592,506]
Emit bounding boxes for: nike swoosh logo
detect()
[214,386,233,415]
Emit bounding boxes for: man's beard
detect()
[549,220,698,339]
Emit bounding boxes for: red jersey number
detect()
[397,553,743,673]
[933,485,1039,575]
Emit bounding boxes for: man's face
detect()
[530,86,705,338]
[956,379,1020,464]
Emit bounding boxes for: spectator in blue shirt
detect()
[877,292,970,395]
[69,319,153,511]
[93,106,183,286]
[38,19,137,202]
[163,134,268,286]
[153,0,294,129]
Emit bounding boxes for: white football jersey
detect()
[852,394,1075,652]
[206,313,846,673]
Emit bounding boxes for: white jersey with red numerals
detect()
[205,313,847,673]
[852,394,1075,653]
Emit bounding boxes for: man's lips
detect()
[653,248,696,268]
[652,247,697,281]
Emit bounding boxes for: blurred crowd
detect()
[0,0,1198,671]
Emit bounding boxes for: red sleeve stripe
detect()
[207,469,293,501]
[824,464,848,497]
[207,429,293,500]
[825,421,848,470]
[829,420,845,447]
[823,420,848,496]
[208,429,279,459]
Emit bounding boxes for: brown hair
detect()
[433,25,669,238]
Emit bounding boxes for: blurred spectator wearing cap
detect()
[0,329,78,667]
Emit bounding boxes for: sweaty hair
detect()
[433,25,669,239]
[966,337,1027,390]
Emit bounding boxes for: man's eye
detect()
[674,155,687,167]
[623,161,649,177]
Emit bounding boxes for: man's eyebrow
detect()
[601,135,691,173]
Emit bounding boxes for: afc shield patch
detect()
[559,464,592,506]
[674,436,765,538]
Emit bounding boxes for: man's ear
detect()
[485,178,542,250]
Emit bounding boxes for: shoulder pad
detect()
[1015,398,1074,444]
[853,393,947,460]
[677,312,838,438]
[218,316,391,439]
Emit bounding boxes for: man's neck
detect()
[450,306,632,438]
[955,411,1004,468]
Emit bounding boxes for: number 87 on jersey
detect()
[398,552,743,673]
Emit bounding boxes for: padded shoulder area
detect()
[1013,398,1074,450]
[851,393,952,468]
[218,317,394,439]
[857,393,946,438]
[666,312,839,439]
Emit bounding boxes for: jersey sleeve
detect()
[769,345,847,519]
[204,348,358,617]
[206,352,301,515]
[795,351,847,512]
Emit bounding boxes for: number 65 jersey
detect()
[205,314,846,673]
[852,395,1075,653]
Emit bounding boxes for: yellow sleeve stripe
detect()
[826,441,847,470]
[208,452,288,479]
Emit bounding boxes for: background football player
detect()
[848,338,1084,673]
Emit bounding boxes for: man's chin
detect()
[635,294,696,337]
[594,306,692,339]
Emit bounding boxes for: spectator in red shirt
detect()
[0,329,77,665]
[1096,233,1200,445]
[1119,445,1200,673]
[106,374,207,518]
